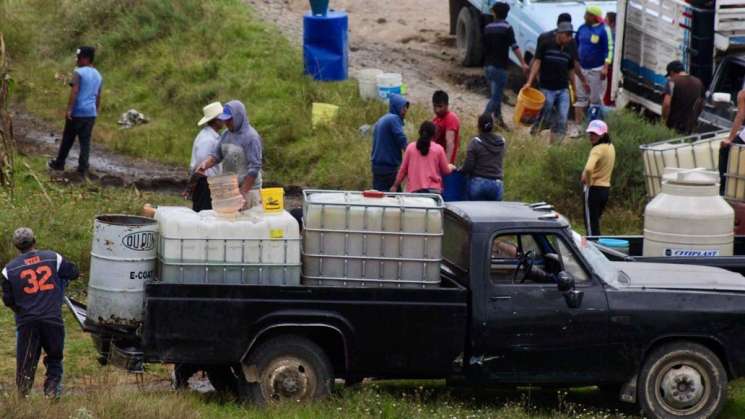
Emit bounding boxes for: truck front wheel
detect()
[242,335,333,405]
[638,341,727,419]
[456,6,482,67]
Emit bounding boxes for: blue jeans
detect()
[468,177,503,201]
[484,66,508,119]
[534,88,570,136]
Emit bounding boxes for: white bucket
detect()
[377,73,403,101]
[358,69,383,100]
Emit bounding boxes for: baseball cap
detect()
[666,60,685,76]
[12,227,35,250]
[556,22,575,34]
[216,105,233,121]
[557,13,572,24]
[586,120,609,136]
[587,5,604,18]
[76,46,95,60]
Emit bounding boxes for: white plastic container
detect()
[358,68,383,100]
[302,190,443,288]
[725,143,745,201]
[157,206,300,285]
[88,215,157,329]
[643,169,734,257]
[376,73,403,101]
[641,133,726,197]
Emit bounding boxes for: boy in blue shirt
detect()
[49,46,103,175]
[575,7,612,124]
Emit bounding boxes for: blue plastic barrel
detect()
[309,0,329,16]
[303,11,349,81]
[598,238,630,254]
[443,172,467,202]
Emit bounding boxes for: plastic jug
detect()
[377,73,403,101]
[358,69,383,100]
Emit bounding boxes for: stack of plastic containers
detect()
[208,175,245,216]
[155,206,301,285]
[302,190,444,288]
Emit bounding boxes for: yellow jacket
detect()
[584,143,615,187]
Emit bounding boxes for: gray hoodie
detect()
[209,100,263,187]
[461,132,505,180]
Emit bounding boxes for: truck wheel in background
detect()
[456,6,482,67]
[638,341,727,419]
[206,365,242,396]
[242,335,333,405]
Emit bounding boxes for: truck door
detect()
[477,231,611,384]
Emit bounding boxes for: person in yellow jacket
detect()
[581,120,615,235]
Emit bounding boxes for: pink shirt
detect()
[395,142,452,192]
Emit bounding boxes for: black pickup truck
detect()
[70,201,745,419]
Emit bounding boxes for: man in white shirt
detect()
[188,102,224,211]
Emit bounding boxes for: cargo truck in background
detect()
[612,0,745,129]
[67,196,745,419]
[449,0,616,67]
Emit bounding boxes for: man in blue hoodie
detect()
[371,94,409,191]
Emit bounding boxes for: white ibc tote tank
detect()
[87,215,158,328]
[643,169,734,257]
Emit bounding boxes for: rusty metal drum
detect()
[87,215,157,329]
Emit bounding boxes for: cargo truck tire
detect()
[456,6,482,67]
[638,341,727,419]
[242,335,333,405]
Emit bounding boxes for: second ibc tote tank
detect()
[643,169,734,257]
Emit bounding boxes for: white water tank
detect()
[156,206,300,285]
[88,215,158,329]
[643,169,734,257]
[302,190,444,287]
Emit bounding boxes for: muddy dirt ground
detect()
[245,0,517,121]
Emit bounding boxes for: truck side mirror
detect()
[557,271,574,292]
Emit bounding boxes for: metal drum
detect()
[88,215,157,329]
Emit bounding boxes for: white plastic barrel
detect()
[88,215,158,328]
[358,69,383,100]
[643,169,734,257]
[377,73,403,101]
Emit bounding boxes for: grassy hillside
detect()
[2,0,676,232]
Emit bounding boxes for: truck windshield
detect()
[570,230,621,287]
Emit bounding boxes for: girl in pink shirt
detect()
[391,122,455,193]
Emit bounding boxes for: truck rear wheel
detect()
[638,342,727,419]
[456,6,482,67]
[242,335,333,405]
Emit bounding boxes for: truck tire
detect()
[456,6,482,67]
[638,341,727,419]
[242,335,333,405]
[205,365,241,396]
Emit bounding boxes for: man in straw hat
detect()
[1,228,79,398]
[187,102,224,211]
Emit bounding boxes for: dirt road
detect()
[246,0,509,120]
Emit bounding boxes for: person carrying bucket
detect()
[581,120,615,236]
[460,114,506,201]
[371,94,410,192]
[198,100,263,209]
[525,21,577,144]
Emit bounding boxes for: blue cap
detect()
[216,105,232,121]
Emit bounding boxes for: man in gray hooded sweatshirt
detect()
[198,100,263,208]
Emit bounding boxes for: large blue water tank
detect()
[303,11,348,81]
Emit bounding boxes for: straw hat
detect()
[198,102,223,126]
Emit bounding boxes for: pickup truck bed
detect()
[142,276,469,378]
[592,235,745,275]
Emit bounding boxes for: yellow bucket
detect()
[513,87,546,126]
[311,102,339,129]
[261,187,284,213]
